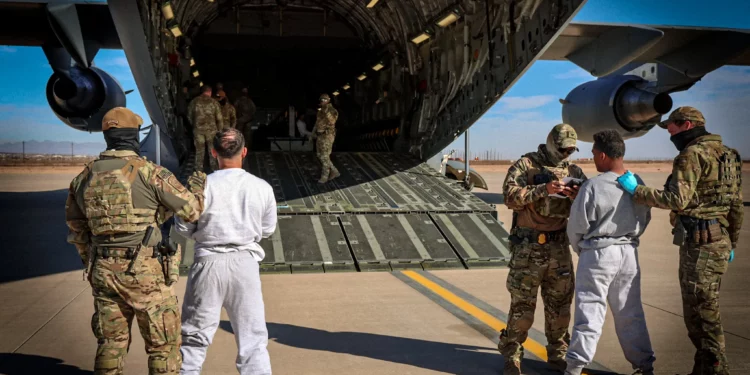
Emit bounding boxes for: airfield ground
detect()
[1,162,749,375]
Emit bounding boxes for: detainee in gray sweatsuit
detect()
[565,130,656,375]
[176,128,277,375]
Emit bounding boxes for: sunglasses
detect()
[558,148,576,154]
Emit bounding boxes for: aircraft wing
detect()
[539,22,750,77]
[0,2,120,49]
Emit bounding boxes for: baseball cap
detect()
[102,107,144,131]
[550,123,578,149]
[659,106,705,129]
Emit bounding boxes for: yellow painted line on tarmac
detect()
[401,270,549,361]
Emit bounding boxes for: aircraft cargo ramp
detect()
[244,152,511,274]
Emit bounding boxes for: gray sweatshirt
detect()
[175,168,277,261]
[567,171,651,253]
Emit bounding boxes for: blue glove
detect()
[729,249,734,263]
[617,170,638,194]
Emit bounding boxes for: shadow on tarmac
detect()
[0,353,93,375]
[0,190,84,283]
[221,321,616,375]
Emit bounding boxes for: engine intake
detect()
[561,75,672,142]
[46,66,126,132]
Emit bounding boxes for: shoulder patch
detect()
[158,168,171,180]
[155,167,186,192]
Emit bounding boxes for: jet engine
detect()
[561,75,673,142]
[46,65,126,132]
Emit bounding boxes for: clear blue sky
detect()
[1,0,749,159]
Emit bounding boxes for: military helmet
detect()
[102,107,144,131]
[659,106,705,129]
[320,93,331,102]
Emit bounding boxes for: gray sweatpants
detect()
[180,251,272,375]
[566,244,655,374]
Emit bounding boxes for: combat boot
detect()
[631,369,654,375]
[548,357,567,372]
[328,169,340,181]
[503,358,521,375]
[318,177,328,184]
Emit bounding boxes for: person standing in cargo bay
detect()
[188,85,224,172]
[618,106,743,375]
[216,89,237,129]
[65,107,204,375]
[499,123,587,375]
[235,87,257,150]
[312,93,340,183]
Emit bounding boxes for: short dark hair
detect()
[213,128,245,158]
[201,85,212,93]
[593,130,625,159]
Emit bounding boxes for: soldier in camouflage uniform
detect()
[500,124,587,375]
[188,85,224,172]
[234,87,257,150]
[216,90,237,129]
[619,107,743,375]
[312,93,340,183]
[65,107,204,375]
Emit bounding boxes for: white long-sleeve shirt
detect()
[175,168,277,261]
[567,171,651,254]
[297,120,312,137]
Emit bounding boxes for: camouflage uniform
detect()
[632,107,743,375]
[216,90,237,130]
[188,95,223,172]
[65,108,203,375]
[314,94,340,183]
[234,95,256,149]
[221,102,237,129]
[499,124,587,373]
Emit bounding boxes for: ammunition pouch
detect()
[95,246,139,259]
[509,227,567,246]
[675,216,723,246]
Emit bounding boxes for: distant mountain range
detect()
[0,141,106,156]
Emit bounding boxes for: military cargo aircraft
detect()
[2,0,749,273]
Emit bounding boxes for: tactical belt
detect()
[678,216,723,245]
[509,227,566,245]
[95,246,145,259]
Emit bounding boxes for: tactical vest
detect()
[316,106,337,135]
[82,158,157,235]
[523,152,574,219]
[686,142,742,218]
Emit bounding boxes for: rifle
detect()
[127,226,154,275]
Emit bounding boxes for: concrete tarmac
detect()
[1,166,748,375]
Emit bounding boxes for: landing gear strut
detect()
[462,129,473,192]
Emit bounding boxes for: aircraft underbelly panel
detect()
[248,152,511,274]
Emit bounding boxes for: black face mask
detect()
[104,128,141,154]
[670,126,709,151]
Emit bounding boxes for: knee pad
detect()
[148,351,181,375]
[95,357,122,372]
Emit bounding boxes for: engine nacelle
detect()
[561,75,673,142]
[46,66,126,132]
